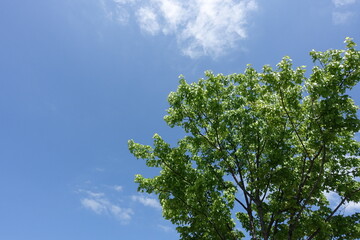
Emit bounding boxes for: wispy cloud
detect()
[324,191,340,204]
[102,0,258,58]
[80,190,133,223]
[94,167,105,172]
[131,195,162,209]
[332,0,357,7]
[158,224,175,233]
[332,11,354,24]
[331,0,358,24]
[345,201,360,212]
[136,7,161,35]
[100,0,134,24]
[112,185,123,192]
[81,198,107,214]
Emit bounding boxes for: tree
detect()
[128,38,360,239]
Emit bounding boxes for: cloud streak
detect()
[103,0,257,58]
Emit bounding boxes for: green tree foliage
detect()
[128,38,360,239]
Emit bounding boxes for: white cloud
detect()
[332,11,354,24]
[80,190,133,223]
[113,185,123,192]
[345,201,360,212]
[155,0,186,34]
[324,191,360,215]
[109,203,133,221]
[105,0,258,58]
[100,0,133,24]
[324,190,339,203]
[332,0,357,7]
[136,7,161,35]
[86,191,105,198]
[181,0,257,58]
[113,0,136,3]
[81,198,107,214]
[132,195,162,209]
[331,0,357,24]
[158,224,175,232]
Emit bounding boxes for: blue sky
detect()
[0,0,359,239]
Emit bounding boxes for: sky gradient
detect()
[1,0,360,239]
